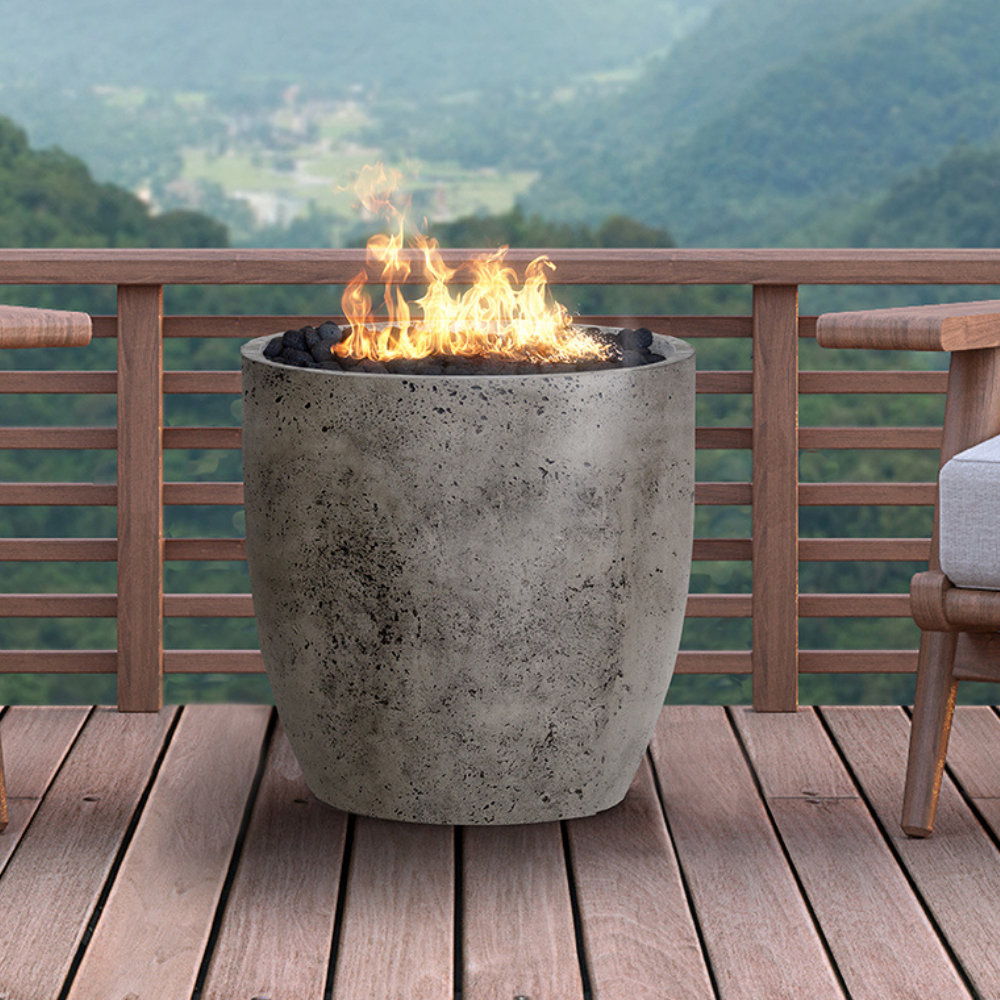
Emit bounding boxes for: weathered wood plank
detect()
[116,283,164,711]
[65,704,270,1000]
[200,719,348,1000]
[752,285,799,710]
[823,706,1000,999]
[0,706,90,871]
[569,750,714,1000]
[463,823,583,1000]
[732,708,971,1000]
[650,705,844,1000]
[4,246,1000,284]
[729,707,857,800]
[0,706,177,1000]
[332,818,453,1000]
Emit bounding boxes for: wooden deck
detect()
[2,704,999,999]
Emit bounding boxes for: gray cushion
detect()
[939,433,1000,589]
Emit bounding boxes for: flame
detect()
[337,165,610,363]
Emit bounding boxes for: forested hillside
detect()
[0,117,226,250]
[0,0,714,100]
[525,0,1000,245]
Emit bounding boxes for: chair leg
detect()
[0,725,7,833]
[902,629,959,837]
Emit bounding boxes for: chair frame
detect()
[818,300,1000,837]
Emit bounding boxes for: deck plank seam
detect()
[559,818,595,1000]
[55,704,182,1000]
[815,705,981,1000]
[190,705,278,1000]
[322,811,357,1000]
[453,824,463,1000]
[646,745,722,1000]
[0,705,97,881]
[724,706,853,999]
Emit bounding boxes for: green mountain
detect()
[526,0,1000,245]
[841,145,1000,249]
[0,116,227,249]
[0,0,715,101]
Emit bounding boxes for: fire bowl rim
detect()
[241,326,694,380]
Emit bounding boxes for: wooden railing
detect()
[2,248,999,712]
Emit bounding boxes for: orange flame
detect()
[338,165,610,363]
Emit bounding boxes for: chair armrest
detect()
[817,300,1000,352]
[0,305,92,349]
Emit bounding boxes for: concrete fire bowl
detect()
[242,330,695,824]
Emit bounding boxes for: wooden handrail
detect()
[1,247,1000,283]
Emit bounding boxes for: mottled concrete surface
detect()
[242,331,695,824]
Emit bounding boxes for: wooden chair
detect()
[817,300,1000,837]
[0,304,92,832]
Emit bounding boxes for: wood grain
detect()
[463,823,583,1000]
[66,704,270,1000]
[799,426,941,449]
[332,818,453,999]
[0,650,117,672]
[163,650,265,672]
[798,482,936,505]
[3,247,1000,284]
[0,482,117,505]
[823,706,1000,999]
[0,303,91,348]
[797,650,917,673]
[674,651,753,674]
[164,481,244,505]
[650,705,844,999]
[0,369,116,393]
[799,370,947,394]
[0,706,89,868]
[732,707,971,1000]
[200,719,348,1000]
[799,538,930,561]
[116,284,164,712]
[0,706,176,999]
[569,751,715,1000]
[0,723,5,832]
[798,593,912,617]
[752,285,800,710]
[817,300,1000,352]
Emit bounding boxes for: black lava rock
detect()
[310,341,334,363]
[262,323,669,375]
[318,321,343,341]
[282,329,308,353]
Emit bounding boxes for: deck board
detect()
[732,707,971,1000]
[0,704,997,998]
[463,821,582,1000]
[199,718,348,1000]
[568,756,714,1000]
[822,705,1000,999]
[0,706,176,1000]
[65,704,270,1000]
[651,705,845,1000]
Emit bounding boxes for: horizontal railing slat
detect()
[0,539,246,561]
[0,425,943,452]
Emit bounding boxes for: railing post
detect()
[117,285,164,711]
[752,284,799,711]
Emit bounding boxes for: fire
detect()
[337,164,610,363]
